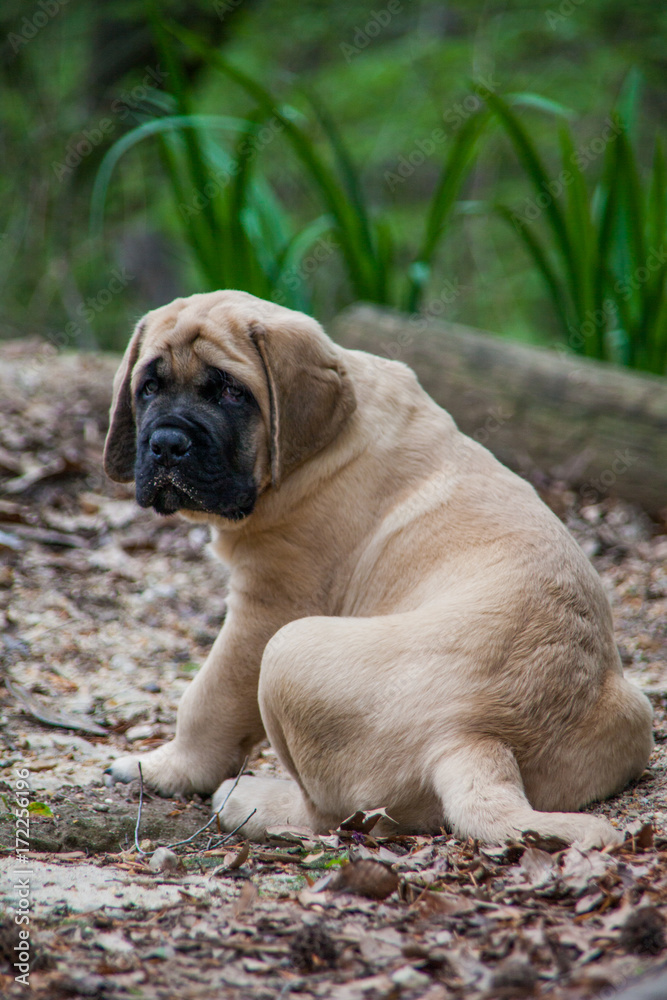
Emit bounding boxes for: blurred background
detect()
[1,0,666,372]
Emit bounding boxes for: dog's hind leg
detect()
[433,740,623,849]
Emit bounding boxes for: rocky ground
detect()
[0,339,665,1000]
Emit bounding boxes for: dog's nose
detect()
[149,427,191,465]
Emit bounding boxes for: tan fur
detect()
[105,290,653,848]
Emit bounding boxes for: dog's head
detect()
[103,291,356,521]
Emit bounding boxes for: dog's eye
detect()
[204,370,244,404]
[142,379,159,397]
[221,381,243,401]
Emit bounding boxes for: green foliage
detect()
[27,801,54,817]
[489,88,667,374]
[90,16,329,312]
[4,0,666,371]
[93,17,487,315]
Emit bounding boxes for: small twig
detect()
[134,762,146,854]
[132,757,249,856]
[162,758,249,851]
[213,759,249,818]
[205,809,257,849]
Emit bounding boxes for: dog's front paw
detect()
[105,741,223,797]
[569,814,624,851]
[105,754,141,785]
[522,812,623,851]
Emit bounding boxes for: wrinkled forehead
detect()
[131,299,268,405]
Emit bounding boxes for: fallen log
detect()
[331,305,667,516]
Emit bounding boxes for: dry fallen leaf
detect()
[225,840,250,870]
[520,847,557,887]
[410,888,476,917]
[233,880,258,917]
[6,678,108,736]
[624,820,655,851]
[337,807,397,835]
[329,860,399,900]
[265,825,318,847]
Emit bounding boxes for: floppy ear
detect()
[103,318,146,482]
[249,319,356,488]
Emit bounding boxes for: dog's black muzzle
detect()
[134,405,258,521]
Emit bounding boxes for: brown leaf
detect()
[481,843,526,865]
[561,847,613,896]
[265,825,318,847]
[225,841,250,870]
[520,847,557,886]
[329,860,399,900]
[233,880,258,917]
[624,820,654,851]
[521,829,570,852]
[337,807,397,835]
[6,678,108,735]
[5,524,89,548]
[410,888,476,917]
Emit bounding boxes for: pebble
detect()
[391,965,431,990]
[149,848,185,874]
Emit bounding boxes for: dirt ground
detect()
[0,338,666,1000]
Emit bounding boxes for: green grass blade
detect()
[166,21,380,300]
[505,92,575,118]
[639,259,667,371]
[227,114,267,289]
[615,67,643,142]
[617,128,647,272]
[272,214,336,310]
[304,92,376,260]
[90,114,250,239]
[557,125,600,349]
[407,110,488,312]
[485,92,578,306]
[495,204,573,346]
[157,130,221,287]
[648,137,666,252]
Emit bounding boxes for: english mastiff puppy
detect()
[104,290,653,846]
